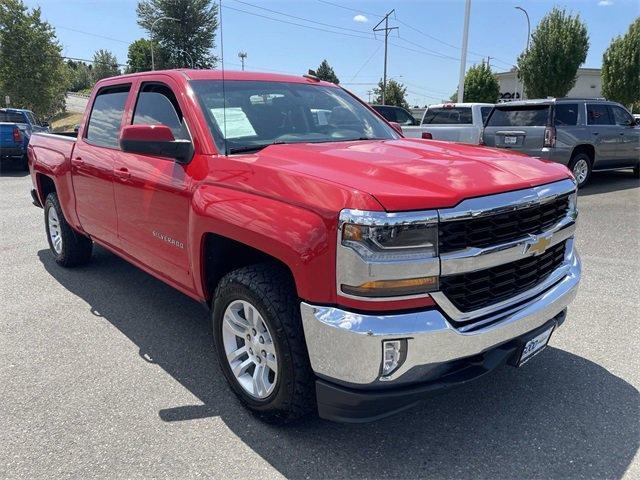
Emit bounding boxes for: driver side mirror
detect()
[120,124,194,164]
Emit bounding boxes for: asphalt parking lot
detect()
[1,166,638,479]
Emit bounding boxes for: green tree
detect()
[66,60,92,92]
[449,61,500,103]
[91,49,120,82]
[137,0,218,68]
[0,0,68,117]
[126,38,156,73]
[517,8,589,98]
[602,18,640,109]
[315,59,339,83]
[373,79,409,108]
[463,61,500,103]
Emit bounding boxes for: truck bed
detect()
[29,132,76,169]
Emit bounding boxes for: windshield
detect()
[190,80,399,154]
[487,105,550,127]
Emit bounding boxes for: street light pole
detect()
[150,16,179,70]
[457,0,471,103]
[515,6,530,100]
[178,49,194,68]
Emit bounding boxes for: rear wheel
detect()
[633,165,639,178]
[44,193,93,267]
[569,153,592,188]
[212,263,315,423]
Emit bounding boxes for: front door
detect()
[72,84,131,247]
[610,104,640,167]
[112,79,193,288]
[586,103,620,169]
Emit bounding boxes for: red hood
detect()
[244,138,572,212]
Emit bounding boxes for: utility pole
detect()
[457,0,471,103]
[486,56,491,69]
[373,10,398,105]
[238,51,247,71]
[366,90,372,103]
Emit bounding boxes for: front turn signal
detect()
[341,276,438,298]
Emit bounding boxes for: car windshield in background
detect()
[422,107,472,125]
[487,105,550,127]
[0,111,27,123]
[189,80,399,154]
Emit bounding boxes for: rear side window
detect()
[0,111,27,123]
[132,83,189,140]
[422,107,472,125]
[85,85,130,148]
[487,105,550,126]
[554,104,579,126]
[480,107,492,124]
[586,104,613,126]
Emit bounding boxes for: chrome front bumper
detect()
[301,246,581,386]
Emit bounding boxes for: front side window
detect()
[373,106,396,122]
[190,80,399,154]
[586,104,613,126]
[85,85,130,148]
[132,83,189,140]
[487,105,550,127]
[422,107,472,125]
[610,105,633,126]
[554,104,579,126]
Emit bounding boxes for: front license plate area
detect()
[504,135,518,144]
[518,325,554,366]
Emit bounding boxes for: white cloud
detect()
[353,14,368,23]
[598,0,613,6]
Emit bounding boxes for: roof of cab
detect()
[95,68,339,87]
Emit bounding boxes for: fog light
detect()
[381,339,406,378]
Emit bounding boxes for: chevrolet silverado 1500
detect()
[28,70,581,423]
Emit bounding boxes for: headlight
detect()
[337,210,439,299]
[568,191,578,220]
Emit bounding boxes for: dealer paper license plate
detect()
[518,326,554,366]
[504,135,518,144]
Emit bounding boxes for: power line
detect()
[57,26,131,45]
[349,44,382,81]
[62,55,127,67]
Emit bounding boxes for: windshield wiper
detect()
[227,140,286,155]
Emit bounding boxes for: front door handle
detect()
[114,167,131,180]
[71,156,84,166]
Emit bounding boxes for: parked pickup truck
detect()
[28,70,581,423]
[402,102,493,143]
[1,108,50,169]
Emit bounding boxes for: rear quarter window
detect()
[487,105,550,127]
[554,104,579,126]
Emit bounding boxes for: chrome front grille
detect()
[438,193,570,253]
[440,241,567,313]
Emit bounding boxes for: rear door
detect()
[483,104,550,154]
[586,103,619,168]
[113,78,192,288]
[609,104,640,167]
[72,84,131,247]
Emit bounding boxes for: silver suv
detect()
[482,99,640,187]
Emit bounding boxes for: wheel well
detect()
[571,144,594,163]
[37,174,56,201]
[202,233,296,302]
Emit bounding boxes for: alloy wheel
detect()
[572,158,589,185]
[221,300,278,399]
[48,207,63,254]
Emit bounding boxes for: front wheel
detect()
[44,193,93,267]
[569,153,592,188]
[212,263,315,423]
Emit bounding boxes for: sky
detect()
[23,0,639,106]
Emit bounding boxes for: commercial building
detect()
[495,67,602,101]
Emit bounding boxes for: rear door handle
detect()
[592,132,599,136]
[114,167,131,180]
[71,156,84,166]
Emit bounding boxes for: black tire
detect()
[21,154,29,171]
[633,165,639,178]
[212,263,315,423]
[44,193,93,267]
[568,152,592,188]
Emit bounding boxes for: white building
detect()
[495,67,602,101]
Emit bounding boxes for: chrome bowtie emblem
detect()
[526,235,552,256]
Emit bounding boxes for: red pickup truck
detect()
[28,70,581,423]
